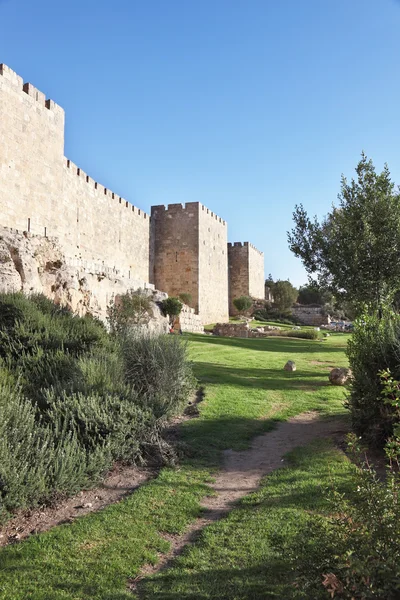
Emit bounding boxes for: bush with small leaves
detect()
[233,296,253,315]
[107,289,153,336]
[289,433,400,599]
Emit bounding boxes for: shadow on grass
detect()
[193,362,330,390]
[190,335,347,354]
[138,562,289,599]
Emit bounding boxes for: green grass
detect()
[139,439,356,599]
[0,334,350,599]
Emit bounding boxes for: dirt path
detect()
[0,464,153,546]
[133,412,346,592]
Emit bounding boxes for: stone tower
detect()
[150,203,229,324]
[228,242,265,314]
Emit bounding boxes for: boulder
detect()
[284,360,296,372]
[329,367,352,386]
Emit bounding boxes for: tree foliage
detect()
[271,280,298,311]
[232,295,253,315]
[161,297,183,325]
[288,154,400,312]
[298,283,333,306]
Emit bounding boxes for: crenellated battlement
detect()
[151,202,226,225]
[0,63,64,115]
[200,203,226,225]
[228,241,263,255]
[64,157,149,219]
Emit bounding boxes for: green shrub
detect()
[107,289,153,336]
[123,333,195,419]
[346,310,400,447]
[253,307,298,325]
[233,295,252,315]
[0,293,194,520]
[0,383,111,518]
[0,292,108,361]
[285,329,319,340]
[290,435,400,599]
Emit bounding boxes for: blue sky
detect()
[1,0,400,286]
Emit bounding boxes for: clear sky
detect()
[1,0,400,286]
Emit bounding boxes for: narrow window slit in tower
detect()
[27,218,31,232]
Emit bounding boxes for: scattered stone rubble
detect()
[213,322,281,338]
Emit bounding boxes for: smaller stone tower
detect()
[228,242,264,314]
[150,202,229,324]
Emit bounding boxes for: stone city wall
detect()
[0,64,150,282]
[0,63,264,328]
[292,305,330,326]
[175,305,204,333]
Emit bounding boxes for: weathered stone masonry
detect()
[228,242,264,314]
[150,203,229,324]
[0,63,265,324]
[0,63,150,284]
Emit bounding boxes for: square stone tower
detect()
[150,202,229,324]
[228,242,265,314]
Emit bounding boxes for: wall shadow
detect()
[190,334,347,354]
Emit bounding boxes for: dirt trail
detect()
[134,412,346,591]
[0,465,152,547]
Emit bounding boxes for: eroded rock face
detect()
[329,367,352,386]
[0,227,169,331]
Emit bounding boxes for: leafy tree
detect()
[288,154,400,313]
[265,273,274,287]
[271,280,298,311]
[233,296,253,315]
[161,297,183,326]
[265,275,274,304]
[298,283,333,306]
[178,292,192,306]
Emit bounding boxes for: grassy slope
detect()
[0,334,349,600]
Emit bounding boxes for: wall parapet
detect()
[152,202,226,225]
[228,241,263,255]
[0,63,63,114]
[64,157,149,219]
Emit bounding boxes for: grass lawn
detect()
[139,439,356,599]
[0,334,350,600]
